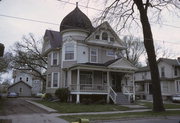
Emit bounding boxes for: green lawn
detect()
[35,100,129,113]
[60,110,180,122]
[137,101,180,109]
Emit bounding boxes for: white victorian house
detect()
[42,5,137,104]
[135,58,180,100]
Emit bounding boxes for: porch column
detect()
[76,94,80,103]
[132,73,135,101]
[68,70,72,87]
[76,69,80,103]
[107,71,110,103]
[77,69,80,91]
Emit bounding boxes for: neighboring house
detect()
[8,81,32,97]
[42,5,137,104]
[135,57,180,100]
[9,69,42,96]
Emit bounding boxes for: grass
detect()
[35,100,129,113]
[60,110,180,122]
[137,101,180,109]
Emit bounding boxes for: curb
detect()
[26,100,58,113]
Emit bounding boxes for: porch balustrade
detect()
[123,86,134,94]
[70,84,108,93]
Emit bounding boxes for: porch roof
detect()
[69,57,137,73]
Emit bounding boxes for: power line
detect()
[0,14,59,26]
[57,0,180,29]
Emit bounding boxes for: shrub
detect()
[55,88,70,102]
[43,93,53,101]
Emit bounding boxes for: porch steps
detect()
[116,93,130,105]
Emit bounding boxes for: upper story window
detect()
[20,77,22,81]
[106,50,115,56]
[26,77,28,82]
[95,35,100,40]
[52,52,58,65]
[161,67,165,77]
[65,44,74,60]
[110,37,114,42]
[102,32,108,40]
[90,48,98,63]
[53,72,58,88]
[174,67,178,76]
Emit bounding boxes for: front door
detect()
[111,72,123,92]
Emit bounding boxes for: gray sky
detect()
[0,0,180,82]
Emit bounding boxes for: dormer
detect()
[85,22,126,49]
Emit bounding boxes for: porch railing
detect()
[123,86,134,94]
[70,84,108,93]
[109,86,117,104]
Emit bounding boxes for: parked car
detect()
[7,92,18,98]
[172,94,180,103]
[35,93,43,98]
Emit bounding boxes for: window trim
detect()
[52,72,59,88]
[161,67,165,77]
[47,74,52,88]
[64,43,75,61]
[106,50,115,57]
[51,52,59,66]
[174,67,178,76]
[90,48,98,63]
[102,32,108,41]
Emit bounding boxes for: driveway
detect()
[2,98,47,115]
[0,98,68,123]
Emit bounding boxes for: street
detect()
[97,116,180,123]
[0,98,68,123]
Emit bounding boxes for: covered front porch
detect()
[67,59,137,104]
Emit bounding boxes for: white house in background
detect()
[135,57,180,100]
[9,69,42,96]
[42,5,137,104]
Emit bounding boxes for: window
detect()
[95,35,100,39]
[52,52,58,65]
[53,73,58,87]
[19,88,22,93]
[20,77,22,81]
[106,50,115,56]
[110,37,114,42]
[175,67,178,76]
[80,71,92,84]
[90,48,98,63]
[26,77,28,82]
[161,67,165,77]
[102,32,108,40]
[65,44,74,60]
[47,74,51,87]
[176,81,180,92]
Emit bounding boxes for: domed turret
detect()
[60,3,94,33]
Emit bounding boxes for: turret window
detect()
[65,44,74,60]
[102,32,108,40]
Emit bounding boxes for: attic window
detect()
[102,32,108,40]
[95,35,100,39]
[110,37,114,42]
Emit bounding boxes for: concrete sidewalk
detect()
[27,99,180,117]
[26,100,58,113]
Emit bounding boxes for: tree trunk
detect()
[134,0,165,112]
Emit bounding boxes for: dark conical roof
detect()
[60,5,94,32]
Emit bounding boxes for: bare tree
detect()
[92,0,180,112]
[11,33,47,92]
[122,35,145,66]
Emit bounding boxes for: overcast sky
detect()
[0,0,180,82]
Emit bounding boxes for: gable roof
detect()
[158,58,180,66]
[85,21,126,48]
[44,30,62,49]
[8,81,32,89]
[71,57,137,71]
